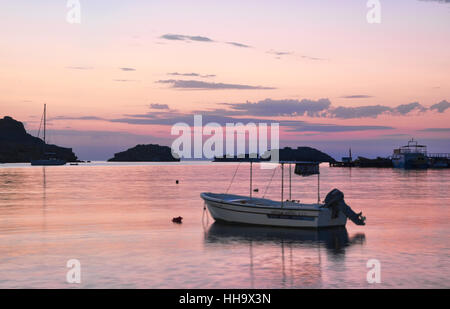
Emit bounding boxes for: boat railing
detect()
[428,153,450,159]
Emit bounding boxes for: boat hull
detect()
[392,153,428,169]
[201,193,347,228]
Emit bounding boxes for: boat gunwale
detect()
[200,192,322,212]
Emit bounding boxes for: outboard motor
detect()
[324,189,366,225]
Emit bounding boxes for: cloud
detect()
[418,0,450,3]
[226,42,252,48]
[341,95,373,99]
[381,133,411,137]
[168,72,216,78]
[266,50,325,61]
[324,105,391,119]
[285,123,393,133]
[159,98,443,119]
[120,67,136,71]
[420,127,450,132]
[394,102,426,115]
[222,98,331,117]
[66,66,94,70]
[160,33,252,49]
[160,34,214,42]
[50,98,448,137]
[113,79,139,82]
[300,55,326,61]
[326,102,428,119]
[267,50,293,56]
[156,79,275,90]
[430,100,450,113]
[110,112,393,132]
[150,103,169,110]
[51,116,107,121]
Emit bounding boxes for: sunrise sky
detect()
[1,0,449,159]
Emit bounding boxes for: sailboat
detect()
[201,161,366,228]
[30,104,66,166]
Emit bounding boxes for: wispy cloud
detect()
[300,55,326,61]
[267,50,293,57]
[113,79,139,82]
[160,34,253,50]
[156,79,275,90]
[420,127,450,132]
[341,95,373,99]
[50,116,107,121]
[266,50,325,61]
[159,34,325,62]
[168,72,216,78]
[160,34,214,42]
[150,103,170,110]
[120,67,136,71]
[226,42,252,48]
[66,66,94,70]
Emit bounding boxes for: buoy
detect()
[172,216,183,224]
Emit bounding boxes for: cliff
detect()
[0,116,78,163]
[107,144,180,162]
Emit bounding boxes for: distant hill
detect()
[108,144,180,162]
[214,146,336,163]
[278,147,336,163]
[0,116,78,163]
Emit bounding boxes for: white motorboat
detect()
[201,161,365,228]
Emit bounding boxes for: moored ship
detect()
[392,139,428,169]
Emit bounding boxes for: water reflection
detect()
[205,222,366,288]
[205,221,365,255]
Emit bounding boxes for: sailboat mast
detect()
[43,103,46,145]
[250,161,253,200]
[281,163,284,207]
[289,164,292,200]
[317,173,320,203]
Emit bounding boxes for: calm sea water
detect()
[0,162,448,288]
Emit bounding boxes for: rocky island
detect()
[0,116,78,163]
[214,146,336,163]
[108,144,180,162]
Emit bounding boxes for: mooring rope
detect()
[226,162,241,194]
[263,165,278,198]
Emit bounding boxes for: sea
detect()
[0,162,448,288]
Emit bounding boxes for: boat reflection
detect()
[204,222,366,288]
[205,221,365,254]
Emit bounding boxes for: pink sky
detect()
[1,0,449,159]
